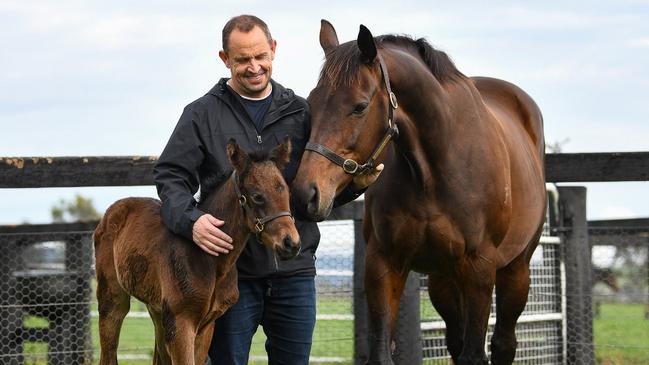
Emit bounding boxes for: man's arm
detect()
[154,106,233,255]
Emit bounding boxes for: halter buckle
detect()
[255,219,264,233]
[342,159,359,174]
[238,195,247,206]
[389,92,399,109]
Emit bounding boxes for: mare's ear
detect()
[270,136,292,170]
[226,139,250,173]
[320,19,339,56]
[357,24,377,63]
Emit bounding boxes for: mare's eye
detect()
[352,102,368,115]
[250,193,265,205]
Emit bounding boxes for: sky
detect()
[1,0,648,224]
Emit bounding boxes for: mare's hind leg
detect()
[364,237,409,365]
[96,268,131,365]
[491,253,531,365]
[457,256,496,365]
[427,272,464,362]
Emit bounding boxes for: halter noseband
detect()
[231,172,293,237]
[305,53,399,176]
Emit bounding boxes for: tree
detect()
[51,194,101,222]
[546,138,570,153]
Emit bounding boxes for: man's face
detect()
[219,26,276,98]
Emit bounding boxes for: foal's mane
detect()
[199,149,273,203]
[321,34,465,87]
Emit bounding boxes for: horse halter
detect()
[305,54,399,176]
[231,172,293,237]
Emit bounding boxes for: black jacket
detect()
[154,78,355,278]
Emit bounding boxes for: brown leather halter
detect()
[231,172,293,236]
[305,54,399,176]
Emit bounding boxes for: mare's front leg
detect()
[427,272,464,362]
[364,236,409,365]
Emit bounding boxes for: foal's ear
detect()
[270,136,292,170]
[226,139,250,173]
[357,24,377,64]
[320,19,339,56]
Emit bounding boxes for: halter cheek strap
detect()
[305,53,399,176]
[231,172,293,237]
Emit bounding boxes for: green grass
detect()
[594,303,649,365]
[18,300,649,364]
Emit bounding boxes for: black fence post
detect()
[0,236,22,365]
[392,272,422,365]
[558,186,594,365]
[352,200,422,365]
[352,201,369,365]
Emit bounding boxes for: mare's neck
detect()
[198,176,250,275]
[383,49,487,188]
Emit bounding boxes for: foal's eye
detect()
[250,193,265,205]
[352,102,368,115]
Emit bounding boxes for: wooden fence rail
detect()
[1,152,649,188]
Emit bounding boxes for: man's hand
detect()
[352,163,384,190]
[192,214,234,256]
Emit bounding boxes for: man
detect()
[153,15,382,365]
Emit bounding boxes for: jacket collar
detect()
[209,78,294,108]
[208,78,300,131]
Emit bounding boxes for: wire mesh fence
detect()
[0,227,94,365]
[589,223,649,365]
[419,226,564,364]
[1,203,648,364]
[0,221,359,365]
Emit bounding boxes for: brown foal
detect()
[94,139,300,365]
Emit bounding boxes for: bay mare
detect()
[292,21,546,365]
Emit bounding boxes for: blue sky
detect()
[1,0,648,224]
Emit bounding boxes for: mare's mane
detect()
[320,34,465,88]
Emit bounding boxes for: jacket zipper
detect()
[257,107,305,147]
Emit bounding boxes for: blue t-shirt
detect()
[238,91,273,132]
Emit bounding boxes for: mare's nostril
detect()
[283,235,293,250]
[307,184,320,215]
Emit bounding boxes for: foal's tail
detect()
[93,199,131,251]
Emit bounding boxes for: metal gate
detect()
[420,186,564,364]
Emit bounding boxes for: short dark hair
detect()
[222,15,273,52]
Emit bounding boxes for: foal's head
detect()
[227,138,300,259]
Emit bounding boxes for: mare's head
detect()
[293,20,397,221]
[228,138,300,259]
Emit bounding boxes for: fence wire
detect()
[589,225,649,365]
[1,219,648,364]
[420,231,564,364]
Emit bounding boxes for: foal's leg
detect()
[364,237,409,365]
[148,308,172,365]
[165,312,198,365]
[96,267,130,365]
[491,252,531,365]
[194,321,215,365]
[427,272,464,362]
[457,256,496,365]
